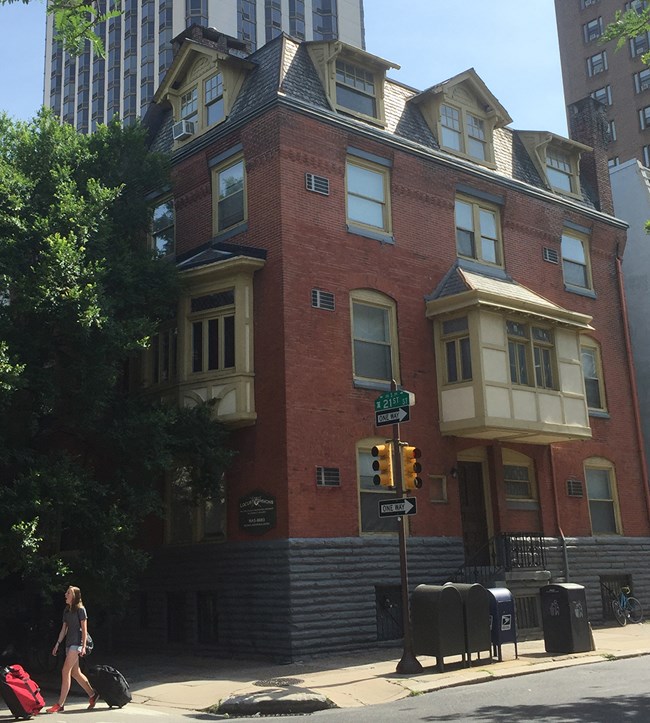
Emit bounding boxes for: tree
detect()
[0,111,234,646]
[602,4,650,65]
[1,0,121,56]
[602,4,650,233]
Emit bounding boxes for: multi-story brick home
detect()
[132,24,650,660]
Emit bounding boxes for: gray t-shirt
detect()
[63,606,87,647]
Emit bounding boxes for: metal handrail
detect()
[449,532,547,585]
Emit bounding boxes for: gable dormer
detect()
[518,132,591,199]
[410,68,512,169]
[154,27,255,146]
[306,41,399,127]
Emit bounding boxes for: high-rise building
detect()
[44,0,365,133]
[555,0,650,169]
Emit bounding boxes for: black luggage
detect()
[86,664,132,708]
[0,664,45,720]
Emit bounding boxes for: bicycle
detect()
[610,586,644,626]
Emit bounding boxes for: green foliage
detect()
[1,0,122,57]
[602,6,650,65]
[0,111,234,630]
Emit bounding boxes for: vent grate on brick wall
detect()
[311,289,335,311]
[316,466,340,486]
[566,478,584,497]
[305,172,330,195]
[543,247,559,264]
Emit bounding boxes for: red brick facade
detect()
[169,103,650,542]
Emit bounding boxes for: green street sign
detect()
[374,390,415,412]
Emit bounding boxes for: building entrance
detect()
[458,461,490,565]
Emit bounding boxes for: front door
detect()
[457,461,490,564]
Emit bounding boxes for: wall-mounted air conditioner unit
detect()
[172,119,195,141]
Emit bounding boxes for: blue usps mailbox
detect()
[487,587,518,661]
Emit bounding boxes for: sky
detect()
[0,0,568,136]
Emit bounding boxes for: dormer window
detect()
[518,132,588,199]
[336,60,376,117]
[440,105,488,162]
[305,41,397,126]
[546,148,573,193]
[205,72,224,124]
[154,29,255,145]
[410,69,512,170]
[180,87,198,122]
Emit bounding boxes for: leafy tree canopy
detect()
[602,5,650,64]
[1,0,121,56]
[0,112,234,640]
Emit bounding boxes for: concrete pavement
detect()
[32,623,650,717]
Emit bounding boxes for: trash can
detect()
[411,584,466,671]
[486,587,518,661]
[445,582,492,664]
[540,583,590,653]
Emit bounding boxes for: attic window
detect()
[546,148,575,194]
[439,103,492,164]
[335,59,377,118]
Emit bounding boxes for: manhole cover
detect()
[253,677,304,688]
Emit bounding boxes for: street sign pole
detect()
[389,380,423,675]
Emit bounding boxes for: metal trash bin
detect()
[444,582,492,664]
[411,584,465,672]
[540,583,591,653]
[486,587,518,661]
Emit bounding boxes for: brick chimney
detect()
[568,97,613,215]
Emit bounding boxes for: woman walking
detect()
[47,585,98,713]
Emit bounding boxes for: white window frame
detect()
[581,339,607,412]
[350,290,399,386]
[357,441,399,535]
[212,155,246,234]
[441,316,472,384]
[584,459,621,535]
[189,289,236,375]
[590,85,612,106]
[587,50,607,76]
[561,230,593,291]
[454,195,502,266]
[634,68,650,93]
[151,198,175,256]
[583,17,603,43]
[345,157,391,234]
[502,449,537,503]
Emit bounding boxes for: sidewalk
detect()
[38,623,650,716]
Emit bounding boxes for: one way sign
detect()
[378,497,417,518]
[375,406,410,427]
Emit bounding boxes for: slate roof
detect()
[149,29,601,212]
[426,261,593,329]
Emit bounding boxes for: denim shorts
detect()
[66,645,84,654]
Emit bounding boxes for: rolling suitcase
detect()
[86,664,132,708]
[0,664,45,720]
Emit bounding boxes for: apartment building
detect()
[555,0,650,168]
[116,25,650,659]
[43,0,365,133]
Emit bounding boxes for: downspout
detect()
[615,250,650,523]
[549,444,569,582]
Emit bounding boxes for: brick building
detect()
[555,0,650,168]
[131,25,650,660]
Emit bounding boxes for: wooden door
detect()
[457,461,490,564]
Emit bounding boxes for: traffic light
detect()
[402,446,422,490]
[371,443,394,488]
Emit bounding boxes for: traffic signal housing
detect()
[402,446,422,490]
[371,443,394,488]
